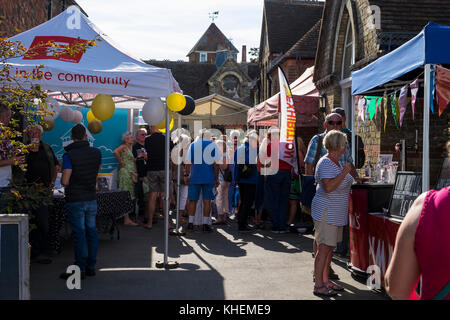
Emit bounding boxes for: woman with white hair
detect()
[213,139,231,225]
[311,130,353,297]
[113,131,139,226]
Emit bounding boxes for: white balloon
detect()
[59,107,74,122]
[71,110,83,124]
[142,97,165,125]
[46,97,61,119]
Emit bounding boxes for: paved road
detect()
[30,216,388,300]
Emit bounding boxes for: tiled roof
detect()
[187,23,238,56]
[264,0,324,54]
[145,60,259,100]
[146,60,217,99]
[283,19,321,60]
[370,0,450,34]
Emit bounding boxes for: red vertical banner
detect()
[349,189,370,272]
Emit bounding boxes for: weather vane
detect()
[209,11,219,23]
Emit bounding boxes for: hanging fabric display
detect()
[374,97,381,120]
[435,66,450,116]
[390,91,400,130]
[409,78,419,120]
[398,84,409,127]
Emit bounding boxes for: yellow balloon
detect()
[158,119,174,133]
[88,120,103,134]
[87,109,99,123]
[155,113,174,131]
[42,118,54,131]
[166,92,186,112]
[91,94,115,121]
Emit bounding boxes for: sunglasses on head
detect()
[327,120,342,125]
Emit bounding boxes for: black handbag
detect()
[220,167,233,182]
[239,164,255,179]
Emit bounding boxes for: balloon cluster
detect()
[141,93,195,133]
[85,94,115,134]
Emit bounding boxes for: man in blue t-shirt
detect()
[183,129,220,233]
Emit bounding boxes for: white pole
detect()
[176,113,181,232]
[423,64,431,192]
[164,105,170,264]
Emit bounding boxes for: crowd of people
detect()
[2,101,448,299]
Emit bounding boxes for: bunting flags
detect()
[390,91,400,130]
[358,96,366,122]
[430,65,435,114]
[410,78,419,120]
[383,94,388,131]
[435,65,450,117]
[398,84,408,127]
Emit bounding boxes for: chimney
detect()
[242,45,247,63]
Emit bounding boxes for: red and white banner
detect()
[278,67,298,173]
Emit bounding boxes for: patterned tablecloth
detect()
[50,190,134,253]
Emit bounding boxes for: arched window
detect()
[341,18,354,80]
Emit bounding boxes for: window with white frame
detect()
[199,52,207,63]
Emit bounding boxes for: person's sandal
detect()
[326,281,344,291]
[313,285,337,297]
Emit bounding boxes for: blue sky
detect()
[76,0,264,62]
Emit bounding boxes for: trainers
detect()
[238,226,252,233]
[278,228,288,234]
[202,224,213,233]
[289,225,298,233]
[186,223,194,232]
[271,228,280,234]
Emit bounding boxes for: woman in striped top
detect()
[311,130,354,297]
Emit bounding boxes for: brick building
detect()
[147,23,258,107]
[250,0,323,148]
[0,0,86,38]
[253,0,323,105]
[314,0,450,186]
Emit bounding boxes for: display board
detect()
[388,172,422,219]
[0,215,29,300]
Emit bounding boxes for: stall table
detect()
[348,183,400,287]
[49,190,134,253]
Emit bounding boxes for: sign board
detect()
[388,172,422,219]
[0,215,29,300]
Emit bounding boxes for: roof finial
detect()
[209,11,219,23]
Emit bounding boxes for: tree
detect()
[249,47,259,63]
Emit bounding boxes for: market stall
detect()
[247,66,319,128]
[2,8,183,266]
[348,22,450,284]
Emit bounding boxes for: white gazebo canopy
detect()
[4,6,181,105]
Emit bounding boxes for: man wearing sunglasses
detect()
[305,113,359,180]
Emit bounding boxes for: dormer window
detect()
[200,52,207,63]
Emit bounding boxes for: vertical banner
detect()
[278,67,298,174]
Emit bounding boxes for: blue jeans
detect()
[265,170,291,231]
[65,200,98,272]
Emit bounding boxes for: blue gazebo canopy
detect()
[352,22,450,95]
